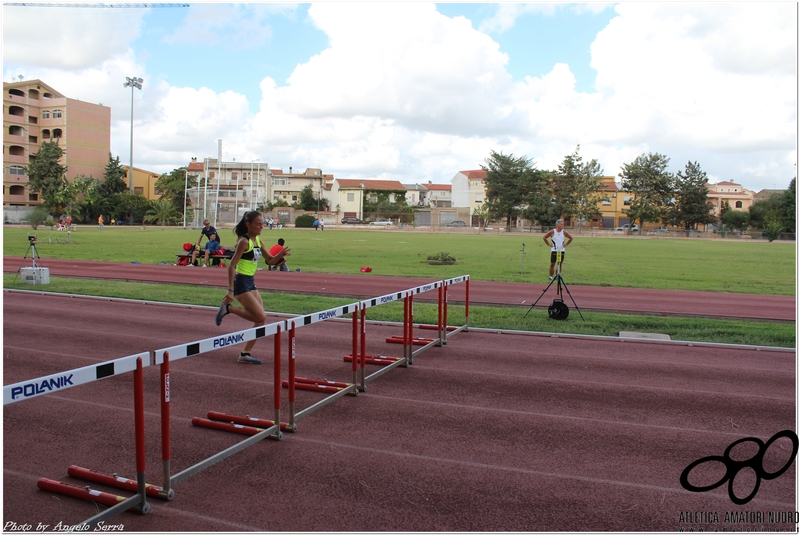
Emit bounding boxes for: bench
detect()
[176,247,234,266]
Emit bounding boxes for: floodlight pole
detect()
[123,76,143,224]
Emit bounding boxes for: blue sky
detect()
[3,2,796,191]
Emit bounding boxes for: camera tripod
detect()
[524,251,584,321]
[23,236,42,268]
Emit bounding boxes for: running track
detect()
[4,257,796,321]
[2,283,795,531]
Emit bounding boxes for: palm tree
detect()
[143,200,180,226]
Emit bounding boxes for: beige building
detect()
[331,179,406,222]
[706,180,754,215]
[123,165,161,200]
[4,79,111,207]
[271,167,331,206]
[450,169,487,220]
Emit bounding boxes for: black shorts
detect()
[233,273,257,296]
[550,250,566,263]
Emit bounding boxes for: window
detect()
[347,192,355,202]
[273,177,287,186]
[735,201,743,208]
[42,129,51,139]
[9,125,23,136]
[9,185,24,195]
[52,110,62,119]
[624,195,632,206]
[53,128,62,138]
[474,193,483,203]
[231,172,238,180]
[41,110,50,119]
[9,165,25,175]
[134,187,143,195]
[369,195,378,203]
[602,199,611,206]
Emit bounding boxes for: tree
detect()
[521,174,563,231]
[154,167,195,213]
[779,178,795,233]
[482,150,546,231]
[296,184,329,212]
[748,195,781,229]
[553,146,606,233]
[719,200,732,228]
[144,200,181,226]
[471,204,490,229]
[669,161,714,230]
[25,141,69,216]
[109,191,151,224]
[101,154,128,197]
[618,152,675,233]
[722,209,749,232]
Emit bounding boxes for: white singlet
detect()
[550,229,566,252]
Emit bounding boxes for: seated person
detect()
[191,232,221,267]
[268,238,291,271]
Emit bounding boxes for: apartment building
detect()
[424,182,452,207]
[184,158,270,226]
[450,169,487,221]
[4,79,110,207]
[271,167,331,206]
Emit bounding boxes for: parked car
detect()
[614,224,639,232]
[447,221,467,227]
[341,217,365,224]
[369,219,393,226]
[647,226,669,235]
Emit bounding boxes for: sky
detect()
[3,2,797,192]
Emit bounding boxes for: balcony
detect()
[4,194,40,205]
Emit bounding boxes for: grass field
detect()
[4,225,795,295]
[3,275,795,348]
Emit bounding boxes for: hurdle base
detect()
[419,324,457,331]
[206,411,293,433]
[192,417,283,440]
[386,335,435,345]
[282,377,358,396]
[343,354,402,366]
[68,465,173,501]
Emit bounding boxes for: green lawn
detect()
[5,225,795,295]
[3,275,795,348]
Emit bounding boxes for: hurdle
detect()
[152,320,285,495]
[282,302,363,426]
[412,275,470,343]
[3,352,154,529]
[345,290,411,386]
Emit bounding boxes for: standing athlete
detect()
[542,219,573,280]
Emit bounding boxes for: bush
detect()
[294,214,316,228]
[27,206,50,230]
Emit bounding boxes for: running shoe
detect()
[215,302,229,326]
[238,354,262,364]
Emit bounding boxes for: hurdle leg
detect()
[160,351,175,499]
[352,305,360,389]
[437,285,445,346]
[133,356,150,513]
[273,325,283,439]
[359,303,367,391]
[288,323,297,431]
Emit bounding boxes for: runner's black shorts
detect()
[550,250,566,263]
[233,273,257,296]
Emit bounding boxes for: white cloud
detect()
[3,6,145,69]
[4,2,794,192]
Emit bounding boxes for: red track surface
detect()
[4,257,796,321]
[2,265,796,531]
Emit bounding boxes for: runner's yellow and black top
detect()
[235,235,262,276]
